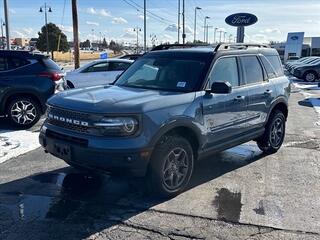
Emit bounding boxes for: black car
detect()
[290,58,320,82]
[0,50,64,128]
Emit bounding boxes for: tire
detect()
[146,135,194,198]
[7,97,41,129]
[303,71,317,82]
[257,110,286,154]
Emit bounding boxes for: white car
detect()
[65,59,133,88]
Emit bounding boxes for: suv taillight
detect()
[39,72,62,81]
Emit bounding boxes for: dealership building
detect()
[271,32,320,62]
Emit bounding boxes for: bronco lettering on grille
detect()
[48,113,89,127]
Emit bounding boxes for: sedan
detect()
[65,59,133,88]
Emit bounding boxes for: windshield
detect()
[115,57,207,92]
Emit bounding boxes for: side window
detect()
[209,57,239,87]
[109,62,131,71]
[83,62,109,73]
[266,55,284,77]
[8,58,30,70]
[240,56,264,85]
[260,56,277,79]
[0,57,8,71]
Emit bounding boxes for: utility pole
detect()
[0,19,5,49]
[134,26,141,53]
[182,0,185,44]
[206,25,213,43]
[194,6,201,43]
[72,0,80,69]
[218,30,224,43]
[143,0,147,52]
[213,27,218,44]
[177,0,180,44]
[203,16,210,43]
[3,0,10,50]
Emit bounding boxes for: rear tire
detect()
[7,97,41,129]
[257,110,285,154]
[146,135,194,198]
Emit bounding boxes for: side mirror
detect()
[210,81,232,94]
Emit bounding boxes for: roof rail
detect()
[151,43,211,51]
[214,43,270,51]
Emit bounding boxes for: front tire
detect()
[7,97,41,129]
[147,135,194,198]
[257,110,286,154]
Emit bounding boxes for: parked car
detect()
[40,43,290,197]
[291,60,320,82]
[286,57,320,73]
[65,59,133,88]
[120,54,143,61]
[0,50,64,128]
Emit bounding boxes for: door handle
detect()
[264,89,273,95]
[234,96,245,101]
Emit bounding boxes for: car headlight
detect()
[94,117,139,136]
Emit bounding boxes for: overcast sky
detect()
[1,0,320,45]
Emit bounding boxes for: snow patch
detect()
[0,130,40,164]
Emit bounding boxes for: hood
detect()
[48,85,195,113]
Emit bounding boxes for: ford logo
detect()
[225,13,258,27]
[291,36,299,40]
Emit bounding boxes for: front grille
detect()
[47,106,91,134]
[46,129,88,146]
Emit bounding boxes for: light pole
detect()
[228,34,233,43]
[39,3,52,54]
[193,6,201,43]
[218,29,223,43]
[204,16,210,43]
[134,26,141,53]
[4,0,10,50]
[143,0,146,52]
[224,31,227,43]
[0,19,5,49]
[182,0,186,44]
[177,0,180,44]
[213,27,218,44]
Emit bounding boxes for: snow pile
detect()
[0,130,40,164]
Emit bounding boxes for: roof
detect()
[0,50,46,58]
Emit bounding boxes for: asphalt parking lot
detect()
[1,80,320,240]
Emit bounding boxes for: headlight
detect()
[94,117,139,136]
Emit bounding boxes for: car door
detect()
[0,56,10,99]
[77,62,110,87]
[202,56,249,147]
[239,55,275,130]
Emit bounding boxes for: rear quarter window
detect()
[266,55,284,77]
[41,57,62,71]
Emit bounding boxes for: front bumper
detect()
[39,124,152,177]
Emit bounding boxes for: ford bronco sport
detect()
[39,43,290,197]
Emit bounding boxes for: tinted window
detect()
[241,56,264,84]
[261,57,277,79]
[0,57,8,71]
[109,62,131,71]
[116,57,206,92]
[42,57,61,71]
[8,57,30,70]
[84,62,109,73]
[266,55,283,76]
[210,57,239,87]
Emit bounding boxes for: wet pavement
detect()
[1,86,320,239]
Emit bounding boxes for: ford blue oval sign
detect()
[225,13,258,27]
